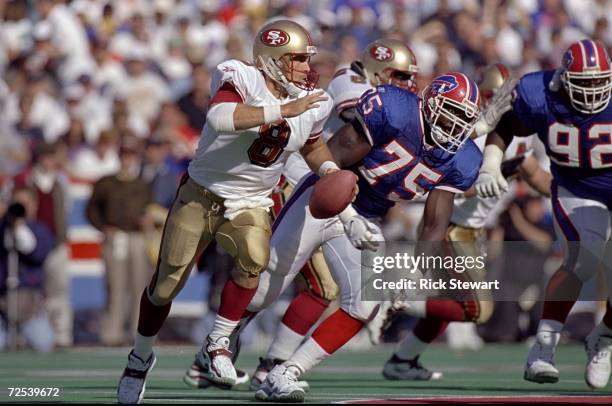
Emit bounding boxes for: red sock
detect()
[541,267,582,323]
[311,309,364,354]
[137,289,172,337]
[218,277,258,321]
[425,299,465,321]
[413,317,449,343]
[282,291,330,335]
[603,300,612,330]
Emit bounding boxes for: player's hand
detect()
[342,214,383,251]
[473,78,517,138]
[281,91,328,118]
[475,169,508,198]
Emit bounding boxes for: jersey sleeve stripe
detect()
[434,185,466,194]
[209,82,244,106]
[306,131,323,144]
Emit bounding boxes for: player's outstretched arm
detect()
[326,120,372,168]
[418,188,455,243]
[300,136,338,177]
[206,91,329,132]
[475,110,534,198]
[519,155,552,197]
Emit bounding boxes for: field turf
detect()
[0,344,610,403]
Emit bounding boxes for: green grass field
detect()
[0,344,610,403]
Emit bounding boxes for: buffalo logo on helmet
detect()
[428,74,459,96]
[260,29,290,47]
[370,45,394,62]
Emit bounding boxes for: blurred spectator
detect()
[176,64,210,133]
[13,143,73,348]
[141,134,181,210]
[0,187,56,352]
[119,45,170,137]
[35,0,95,84]
[68,130,121,182]
[86,135,152,346]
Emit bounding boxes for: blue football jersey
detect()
[352,85,483,218]
[513,70,612,207]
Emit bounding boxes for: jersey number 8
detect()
[248,121,291,167]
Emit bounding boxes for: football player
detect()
[244,38,420,389]
[244,72,487,402]
[116,20,339,404]
[382,63,552,381]
[474,39,612,389]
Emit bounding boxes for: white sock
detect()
[208,315,239,342]
[133,333,155,360]
[537,319,564,334]
[395,331,429,360]
[289,338,330,373]
[530,319,562,362]
[266,322,305,361]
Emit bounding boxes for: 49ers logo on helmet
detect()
[261,29,290,47]
[370,45,394,62]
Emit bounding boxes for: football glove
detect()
[339,206,383,252]
[473,78,517,138]
[475,144,508,198]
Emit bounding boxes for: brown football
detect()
[309,170,358,219]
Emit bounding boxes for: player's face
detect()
[571,76,611,104]
[281,54,310,82]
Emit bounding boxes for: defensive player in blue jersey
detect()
[474,39,612,389]
[239,72,485,402]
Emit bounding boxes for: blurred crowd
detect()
[0,0,610,351]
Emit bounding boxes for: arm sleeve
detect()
[354,88,393,146]
[86,178,108,232]
[210,60,254,104]
[436,145,483,193]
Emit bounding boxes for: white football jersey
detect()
[188,59,333,201]
[452,135,535,229]
[282,67,373,186]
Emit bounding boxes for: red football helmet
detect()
[561,39,612,114]
[422,72,481,153]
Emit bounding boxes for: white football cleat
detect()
[584,327,612,389]
[188,335,237,388]
[250,358,310,392]
[184,350,249,389]
[117,350,156,404]
[524,335,560,384]
[254,363,305,403]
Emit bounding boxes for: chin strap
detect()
[258,55,302,98]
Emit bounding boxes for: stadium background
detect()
[0,0,611,402]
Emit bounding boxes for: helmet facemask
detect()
[561,69,612,114]
[425,95,479,154]
[385,68,418,92]
[258,51,318,98]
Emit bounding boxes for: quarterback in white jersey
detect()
[117,19,343,404]
[242,39,419,391]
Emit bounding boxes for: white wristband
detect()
[318,160,339,177]
[481,144,505,173]
[263,104,282,124]
[339,204,358,223]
